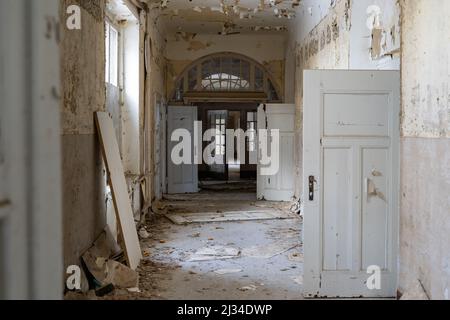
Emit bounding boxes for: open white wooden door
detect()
[257,104,295,201]
[303,70,400,298]
[167,106,199,194]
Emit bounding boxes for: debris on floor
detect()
[290,198,303,216]
[165,210,296,225]
[139,227,150,239]
[214,268,243,275]
[292,275,303,286]
[288,251,304,262]
[103,260,139,289]
[95,187,305,300]
[71,227,141,299]
[239,285,258,292]
[241,240,299,259]
[187,245,241,262]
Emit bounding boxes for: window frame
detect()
[171,53,282,103]
[105,20,120,87]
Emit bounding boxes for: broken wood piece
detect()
[187,245,241,262]
[214,269,243,275]
[165,210,295,225]
[104,260,139,289]
[95,112,142,270]
[241,240,299,259]
[288,251,304,262]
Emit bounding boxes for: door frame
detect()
[197,102,259,182]
[257,103,296,201]
[0,0,62,299]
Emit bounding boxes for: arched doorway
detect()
[169,52,283,183]
[170,52,283,104]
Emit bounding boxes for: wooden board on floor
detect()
[95,112,142,270]
[165,210,296,225]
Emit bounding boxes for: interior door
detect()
[257,104,295,201]
[303,70,400,298]
[167,106,198,194]
[206,110,227,180]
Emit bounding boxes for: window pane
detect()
[108,24,118,86]
[268,80,279,101]
[255,67,264,91]
[105,23,110,83]
[188,67,197,90]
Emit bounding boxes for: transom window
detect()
[172,53,280,102]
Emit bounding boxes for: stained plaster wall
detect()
[60,0,107,268]
[165,33,286,101]
[60,0,167,267]
[144,10,167,201]
[399,0,450,300]
[285,0,401,198]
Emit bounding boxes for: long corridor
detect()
[136,184,303,300]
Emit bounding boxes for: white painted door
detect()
[257,104,295,201]
[303,70,400,298]
[167,106,199,194]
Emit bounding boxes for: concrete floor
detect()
[139,183,304,300]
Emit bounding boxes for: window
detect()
[247,112,257,152]
[105,22,119,86]
[172,54,281,102]
[201,57,250,91]
[215,117,226,156]
[208,111,226,156]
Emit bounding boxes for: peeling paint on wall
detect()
[399,0,450,300]
[401,0,450,138]
[61,0,106,135]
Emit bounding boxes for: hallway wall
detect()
[144,9,167,201]
[60,0,107,269]
[287,0,449,299]
[399,0,450,300]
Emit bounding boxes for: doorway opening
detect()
[198,102,258,196]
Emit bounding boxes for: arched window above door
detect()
[172,53,281,103]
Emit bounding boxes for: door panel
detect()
[361,147,389,270]
[303,70,400,298]
[323,94,390,137]
[167,106,198,194]
[257,104,295,201]
[323,147,353,272]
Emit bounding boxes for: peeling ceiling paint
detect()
[143,0,299,34]
[106,0,137,22]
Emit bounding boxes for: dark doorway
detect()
[198,103,258,182]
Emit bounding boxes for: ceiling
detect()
[143,0,300,35]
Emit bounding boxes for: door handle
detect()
[309,176,315,201]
